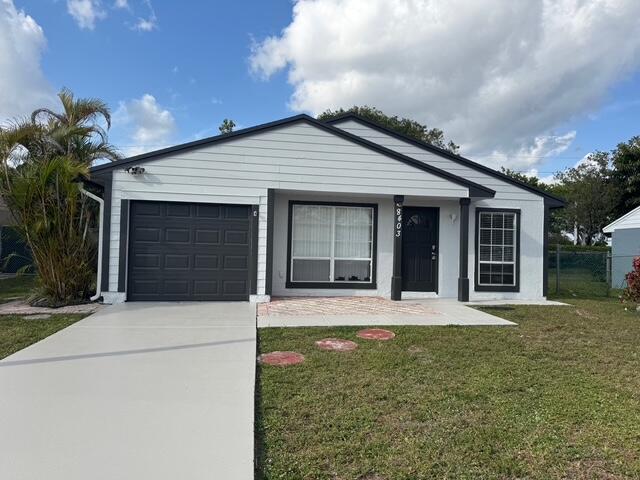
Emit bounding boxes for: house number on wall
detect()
[395,203,402,238]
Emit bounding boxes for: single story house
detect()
[603,206,640,288]
[88,113,564,304]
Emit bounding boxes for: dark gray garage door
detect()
[127,201,252,301]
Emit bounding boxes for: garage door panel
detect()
[132,254,160,269]
[225,205,250,219]
[224,230,249,245]
[164,254,190,269]
[134,202,162,216]
[193,280,218,295]
[194,255,219,270]
[196,204,221,218]
[165,228,191,243]
[166,203,191,217]
[133,227,161,242]
[223,255,248,270]
[127,201,252,301]
[195,229,220,244]
[223,280,248,295]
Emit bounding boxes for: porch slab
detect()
[257,297,516,328]
[462,299,570,306]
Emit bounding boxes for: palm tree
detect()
[0,89,120,305]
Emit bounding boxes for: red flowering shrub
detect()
[622,257,640,303]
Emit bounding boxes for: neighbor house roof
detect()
[325,113,566,208]
[90,114,495,198]
[604,205,640,233]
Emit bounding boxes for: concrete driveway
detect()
[0,302,256,480]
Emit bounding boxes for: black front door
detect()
[402,207,439,292]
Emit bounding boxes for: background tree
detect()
[0,89,119,305]
[500,168,554,193]
[552,152,618,245]
[318,106,459,153]
[219,118,236,134]
[611,136,640,217]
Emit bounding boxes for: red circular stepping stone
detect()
[315,338,358,352]
[257,351,305,366]
[357,328,395,340]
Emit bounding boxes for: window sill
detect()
[474,285,519,293]
[285,282,377,290]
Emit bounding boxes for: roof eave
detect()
[326,114,565,206]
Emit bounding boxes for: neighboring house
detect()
[89,114,564,304]
[603,206,640,288]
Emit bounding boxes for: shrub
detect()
[622,257,640,303]
[0,89,118,305]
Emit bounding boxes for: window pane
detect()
[504,213,515,229]
[490,263,503,284]
[480,228,491,244]
[335,207,373,258]
[491,246,503,262]
[292,205,332,257]
[292,259,330,281]
[492,229,504,245]
[504,246,514,262]
[504,229,514,246]
[334,260,371,282]
[479,245,491,261]
[480,213,492,228]
[492,213,504,228]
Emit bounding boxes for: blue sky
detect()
[3,0,640,179]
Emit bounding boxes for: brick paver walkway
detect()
[258,296,442,316]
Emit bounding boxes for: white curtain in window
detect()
[292,205,332,257]
[335,207,372,258]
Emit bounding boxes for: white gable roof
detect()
[604,205,640,233]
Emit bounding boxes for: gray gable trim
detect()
[90,114,495,198]
[327,113,565,208]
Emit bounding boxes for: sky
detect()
[1,0,640,180]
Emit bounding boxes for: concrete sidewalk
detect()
[0,302,257,480]
[258,299,516,328]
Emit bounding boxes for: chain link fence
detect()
[547,245,625,298]
[0,226,33,274]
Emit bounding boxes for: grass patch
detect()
[548,268,611,298]
[0,275,37,303]
[0,314,84,359]
[256,298,640,479]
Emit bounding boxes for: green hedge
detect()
[550,244,610,253]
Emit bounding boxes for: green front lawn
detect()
[0,314,85,359]
[256,298,640,479]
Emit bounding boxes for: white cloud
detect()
[67,0,105,30]
[134,17,156,31]
[479,130,577,170]
[0,0,56,122]
[114,94,176,156]
[250,0,640,169]
[132,0,157,32]
[114,0,128,8]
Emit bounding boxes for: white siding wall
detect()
[106,121,468,297]
[334,120,545,201]
[334,120,547,300]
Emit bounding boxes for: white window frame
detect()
[476,210,519,288]
[289,203,375,285]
